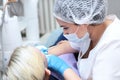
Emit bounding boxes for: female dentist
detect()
[48,0,120,80]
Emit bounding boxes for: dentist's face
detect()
[56,18,88,38]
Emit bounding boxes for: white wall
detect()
[108,0,120,18]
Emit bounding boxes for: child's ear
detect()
[44,68,51,80]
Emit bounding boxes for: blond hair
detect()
[2,46,45,80]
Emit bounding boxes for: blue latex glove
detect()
[46,55,70,75]
[35,44,48,55]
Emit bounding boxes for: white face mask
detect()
[63,27,86,43]
[64,32,90,43]
[63,27,91,55]
[79,33,91,55]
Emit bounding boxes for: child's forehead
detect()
[32,47,48,67]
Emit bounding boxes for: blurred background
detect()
[0,0,119,37]
[0,0,120,78]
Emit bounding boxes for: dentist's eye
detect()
[63,27,69,30]
[60,25,69,30]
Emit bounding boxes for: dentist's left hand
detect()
[35,45,48,55]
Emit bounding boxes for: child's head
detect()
[2,46,50,80]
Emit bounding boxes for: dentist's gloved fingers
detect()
[46,55,70,75]
[35,44,48,55]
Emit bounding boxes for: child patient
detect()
[2,46,80,80]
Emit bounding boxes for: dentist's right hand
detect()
[46,55,81,80]
[46,54,70,75]
[35,45,69,75]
